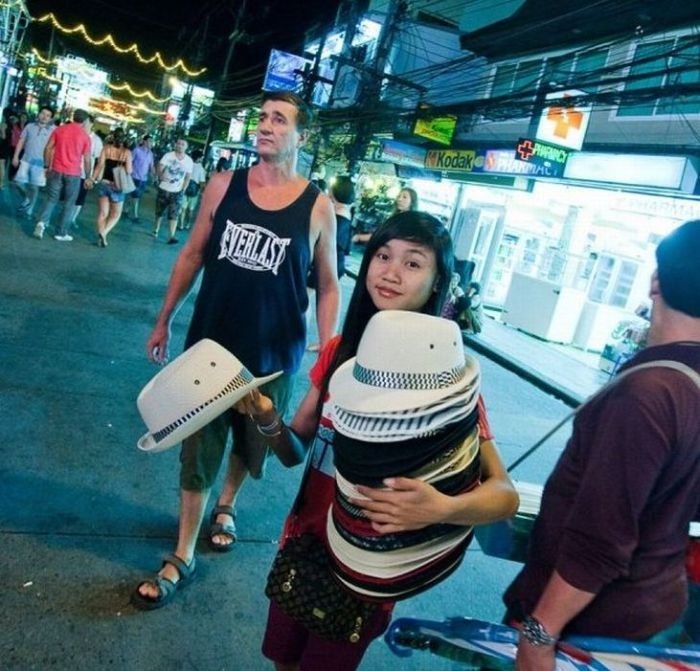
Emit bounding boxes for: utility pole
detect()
[301,0,363,177]
[346,0,402,175]
[203,0,248,157]
[178,15,210,136]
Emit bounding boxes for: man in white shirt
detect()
[153,138,193,244]
[178,149,206,231]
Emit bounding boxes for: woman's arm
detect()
[352,438,519,533]
[92,148,107,181]
[234,384,322,468]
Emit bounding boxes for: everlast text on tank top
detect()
[185,168,320,376]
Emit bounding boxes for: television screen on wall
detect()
[413,115,457,146]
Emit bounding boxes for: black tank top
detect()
[104,153,126,181]
[185,168,319,375]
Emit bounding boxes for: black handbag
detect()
[265,533,380,643]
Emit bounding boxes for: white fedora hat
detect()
[136,338,282,453]
[329,311,479,414]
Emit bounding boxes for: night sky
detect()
[26,0,341,95]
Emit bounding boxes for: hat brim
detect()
[329,356,479,414]
[136,369,283,453]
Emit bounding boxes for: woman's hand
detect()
[352,477,453,533]
[234,388,275,420]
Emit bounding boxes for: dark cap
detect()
[655,219,700,318]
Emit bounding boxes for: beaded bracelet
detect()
[255,415,282,438]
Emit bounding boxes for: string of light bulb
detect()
[35,13,207,77]
[29,48,170,103]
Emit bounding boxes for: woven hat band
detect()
[352,362,467,391]
[152,369,253,443]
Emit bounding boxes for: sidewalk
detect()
[346,248,608,409]
[463,315,610,407]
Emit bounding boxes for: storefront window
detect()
[456,181,700,318]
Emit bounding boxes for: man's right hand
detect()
[11,157,19,168]
[146,323,171,364]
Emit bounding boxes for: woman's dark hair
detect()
[395,187,419,212]
[109,127,126,148]
[317,210,454,408]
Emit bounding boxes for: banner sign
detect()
[425,147,567,178]
[380,140,427,168]
[425,149,485,172]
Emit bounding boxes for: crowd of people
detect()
[4,93,698,670]
[2,105,205,248]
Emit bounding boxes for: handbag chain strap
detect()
[507,359,699,473]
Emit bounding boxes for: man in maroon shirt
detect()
[504,219,700,668]
[33,108,92,242]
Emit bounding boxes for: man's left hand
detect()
[515,639,556,671]
[352,477,450,533]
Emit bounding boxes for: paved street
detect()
[0,183,573,670]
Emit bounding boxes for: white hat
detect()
[136,338,282,453]
[329,311,479,414]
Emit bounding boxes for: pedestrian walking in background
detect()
[177,149,206,231]
[152,138,192,244]
[0,114,17,189]
[12,105,55,219]
[68,114,103,227]
[307,175,355,352]
[33,109,92,242]
[90,128,133,247]
[127,134,155,223]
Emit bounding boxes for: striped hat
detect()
[324,312,485,600]
[136,338,282,453]
[329,311,479,414]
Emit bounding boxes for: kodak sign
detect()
[425,150,485,172]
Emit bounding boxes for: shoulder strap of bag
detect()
[507,359,699,472]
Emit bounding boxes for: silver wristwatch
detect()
[520,615,558,646]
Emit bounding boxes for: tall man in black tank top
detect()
[133,92,340,610]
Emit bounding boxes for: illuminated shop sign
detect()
[536,90,591,151]
[413,115,457,146]
[380,140,427,168]
[564,153,698,192]
[483,150,564,177]
[262,49,310,93]
[515,137,569,177]
[425,149,484,172]
[425,148,566,178]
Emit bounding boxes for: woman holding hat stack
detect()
[237,210,519,670]
[326,309,485,601]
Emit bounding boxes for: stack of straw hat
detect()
[326,311,482,600]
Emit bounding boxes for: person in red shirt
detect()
[33,109,92,242]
